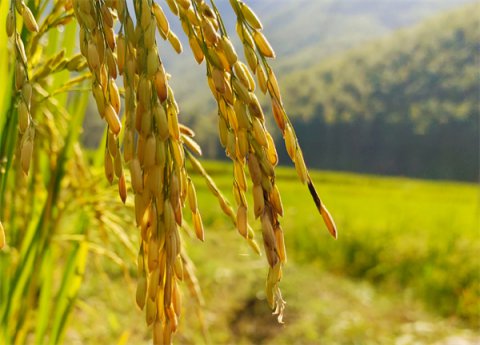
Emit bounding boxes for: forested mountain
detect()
[280,3,479,181]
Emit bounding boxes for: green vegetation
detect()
[0,6,88,344]
[68,161,479,343]
[195,161,479,323]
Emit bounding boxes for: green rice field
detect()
[68,161,479,344]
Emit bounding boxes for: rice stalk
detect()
[3,0,339,343]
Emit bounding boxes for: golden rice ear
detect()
[147,48,160,76]
[15,61,25,91]
[16,34,27,65]
[87,41,100,71]
[321,204,338,239]
[167,31,183,54]
[307,179,338,239]
[267,68,281,100]
[271,97,286,132]
[136,275,147,310]
[239,2,263,30]
[118,174,127,203]
[6,10,14,37]
[294,149,308,184]
[193,212,205,241]
[187,179,198,213]
[116,34,125,73]
[202,19,219,46]
[51,0,342,341]
[153,3,170,37]
[0,221,5,249]
[18,100,29,133]
[189,36,204,64]
[270,185,283,217]
[274,225,287,263]
[212,68,226,93]
[104,104,121,135]
[257,64,268,94]
[261,210,278,267]
[252,117,268,147]
[104,150,114,184]
[20,136,33,176]
[221,36,238,65]
[284,123,296,160]
[109,79,121,113]
[253,184,265,218]
[253,31,275,59]
[22,5,39,32]
[236,205,248,237]
[130,158,143,193]
[244,44,258,72]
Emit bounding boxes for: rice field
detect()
[68,161,480,344]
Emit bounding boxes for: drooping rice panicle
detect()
[9,1,338,343]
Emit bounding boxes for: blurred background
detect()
[83,0,479,182]
[78,1,480,343]
[1,0,479,344]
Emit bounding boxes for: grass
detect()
[204,161,479,320]
[67,160,479,344]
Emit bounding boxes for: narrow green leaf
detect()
[49,217,89,345]
[34,247,54,343]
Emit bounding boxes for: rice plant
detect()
[0,1,337,343]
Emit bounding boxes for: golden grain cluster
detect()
[0,221,4,249]
[8,0,337,343]
[74,0,209,342]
